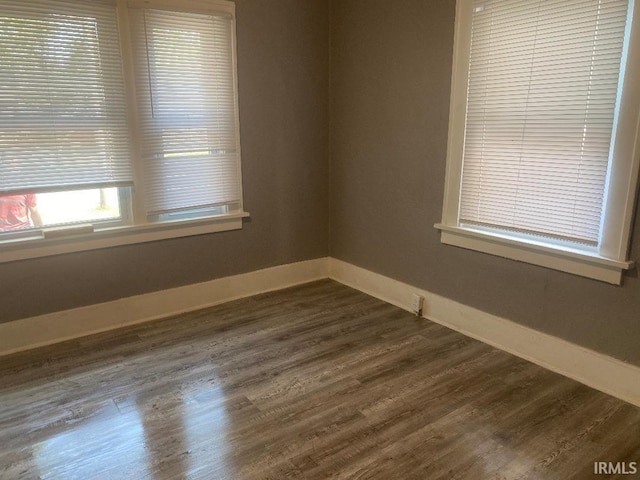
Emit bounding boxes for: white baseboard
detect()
[3,254,639,409]
[0,257,329,356]
[328,258,640,408]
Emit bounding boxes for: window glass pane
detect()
[0,188,122,233]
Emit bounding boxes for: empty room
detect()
[1,0,640,478]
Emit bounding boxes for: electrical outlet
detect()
[411,293,424,316]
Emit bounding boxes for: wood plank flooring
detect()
[1,280,639,479]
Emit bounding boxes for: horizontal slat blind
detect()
[129,7,241,216]
[459,0,629,244]
[0,0,132,195]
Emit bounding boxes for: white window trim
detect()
[437,0,640,285]
[0,0,249,263]
[0,211,249,263]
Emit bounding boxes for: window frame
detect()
[0,0,248,264]
[436,0,640,284]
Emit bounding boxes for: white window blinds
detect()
[0,0,132,195]
[128,5,242,216]
[459,0,629,245]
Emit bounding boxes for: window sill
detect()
[0,211,250,264]
[434,223,635,285]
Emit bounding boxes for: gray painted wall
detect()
[0,0,330,323]
[330,0,640,366]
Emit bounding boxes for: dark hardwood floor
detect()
[1,280,639,479]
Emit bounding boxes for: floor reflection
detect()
[34,402,149,479]
[184,382,233,478]
[30,376,234,479]
[136,379,234,479]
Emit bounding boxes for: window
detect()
[128,3,242,222]
[437,0,640,284]
[0,0,246,262]
[0,0,132,235]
